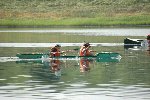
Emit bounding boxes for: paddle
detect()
[66,47,80,51]
[73,48,80,51]
[60,47,80,54]
[47,47,80,54]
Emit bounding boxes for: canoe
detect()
[0,52,121,63]
[16,53,45,59]
[124,38,149,50]
[16,52,120,59]
[16,52,121,62]
[124,38,143,49]
[124,38,143,45]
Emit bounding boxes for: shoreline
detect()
[0,24,150,28]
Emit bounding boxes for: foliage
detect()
[0,15,150,26]
[0,0,150,26]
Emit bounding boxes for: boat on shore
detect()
[124,38,149,50]
[124,38,143,45]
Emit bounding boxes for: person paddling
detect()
[147,34,150,54]
[79,42,95,56]
[147,34,150,45]
[50,44,64,57]
[79,42,95,72]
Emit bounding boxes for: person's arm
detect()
[81,48,87,56]
[86,46,96,52]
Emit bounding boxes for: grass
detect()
[0,15,150,26]
[0,0,150,26]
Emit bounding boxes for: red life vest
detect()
[79,46,91,56]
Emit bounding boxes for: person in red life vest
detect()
[79,42,95,56]
[79,42,95,72]
[50,44,64,57]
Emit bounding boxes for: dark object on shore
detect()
[124,38,144,49]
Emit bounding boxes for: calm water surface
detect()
[0,28,150,100]
[0,28,150,36]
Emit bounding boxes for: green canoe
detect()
[16,52,121,62]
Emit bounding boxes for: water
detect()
[0,28,150,36]
[0,28,150,100]
[0,43,124,47]
[0,50,150,100]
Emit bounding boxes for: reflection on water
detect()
[0,47,150,100]
[0,28,150,100]
[79,58,92,73]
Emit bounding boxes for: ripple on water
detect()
[17,75,33,78]
[0,78,7,81]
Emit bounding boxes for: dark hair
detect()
[84,43,90,47]
[147,34,150,40]
[55,44,61,47]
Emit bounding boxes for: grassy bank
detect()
[0,0,150,26]
[0,15,150,27]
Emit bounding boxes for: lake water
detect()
[0,28,150,36]
[0,28,150,100]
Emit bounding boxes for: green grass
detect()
[0,0,150,26]
[0,15,150,26]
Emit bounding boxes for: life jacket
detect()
[50,47,60,57]
[79,46,91,56]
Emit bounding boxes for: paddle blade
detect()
[16,53,45,59]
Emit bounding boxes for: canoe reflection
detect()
[15,55,121,80]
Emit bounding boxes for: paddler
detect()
[79,42,95,56]
[147,34,150,54]
[147,34,150,45]
[50,44,63,78]
[79,42,95,72]
[50,44,64,57]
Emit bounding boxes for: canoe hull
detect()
[124,38,143,49]
[16,53,46,59]
[16,52,121,62]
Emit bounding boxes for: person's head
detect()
[55,44,61,48]
[147,34,150,40]
[83,42,90,47]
